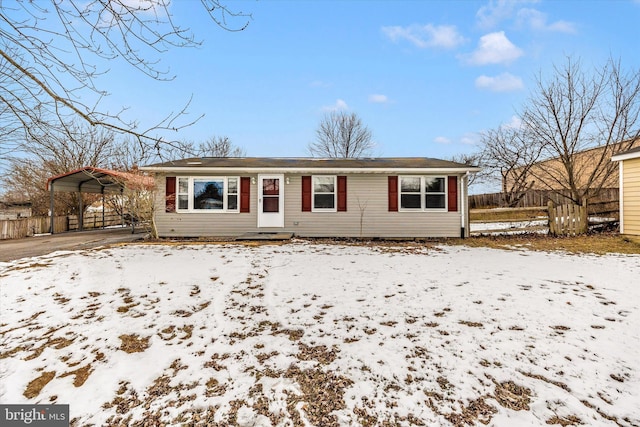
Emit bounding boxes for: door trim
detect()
[257,174,285,228]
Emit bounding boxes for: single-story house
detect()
[612,147,640,235]
[140,157,480,238]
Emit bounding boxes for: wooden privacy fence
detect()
[470,188,619,211]
[0,212,128,240]
[0,216,66,239]
[547,201,588,236]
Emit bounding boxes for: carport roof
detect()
[47,167,153,194]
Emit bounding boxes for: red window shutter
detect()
[165,176,176,213]
[240,177,250,213]
[388,176,398,212]
[302,176,312,212]
[337,176,347,212]
[448,176,458,212]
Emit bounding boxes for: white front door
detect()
[258,175,284,228]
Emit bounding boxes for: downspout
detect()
[49,181,55,234]
[619,161,624,234]
[460,172,469,238]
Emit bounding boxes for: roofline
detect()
[139,166,481,174]
[47,166,119,188]
[612,150,640,161]
[47,166,154,191]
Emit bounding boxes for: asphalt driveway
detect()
[0,228,148,262]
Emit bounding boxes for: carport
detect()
[46,167,152,234]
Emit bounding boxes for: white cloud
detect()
[463,31,523,65]
[476,1,576,33]
[475,72,524,92]
[322,99,349,112]
[434,136,451,144]
[117,0,164,16]
[382,24,466,49]
[476,0,538,29]
[368,94,389,104]
[310,80,332,88]
[460,133,480,145]
[503,115,523,129]
[517,8,576,33]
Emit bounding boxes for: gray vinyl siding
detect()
[153,173,464,238]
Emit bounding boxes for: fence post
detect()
[547,201,555,236]
[580,199,588,234]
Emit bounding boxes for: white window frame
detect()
[312,175,337,212]
[399,176,447,211]
[175,176,240,213]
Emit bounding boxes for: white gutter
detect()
[140,166,482,174]
[611,151,640,162]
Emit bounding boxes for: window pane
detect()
[314,194,335,209]
[263,196,279,212]
[426,194,445,209]
[314,176,334,193]
[263,179,279,195]
[425,177,445,193]
[401,177,420,192]
[194,180,224,210]
[228,195,238,210]
[401,194,421,209]
[178,195,188,210]
[228,178,238,193]
[178,178,188,193]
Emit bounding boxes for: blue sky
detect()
[100,0,640,160]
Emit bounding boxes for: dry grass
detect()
[118,334,150,353]
[546,414,583,426]
[60,364,94,387]
[448,233,640,255]
[470,207,548,222]
[23,371,56,398]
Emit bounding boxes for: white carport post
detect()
[49,181,55,234]
[78,187,84,231]
[101,187,105,229]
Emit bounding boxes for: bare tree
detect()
[195,136,246,157]
[3,123,119,215]
[521,57,640,205]
[308,111,375,158]
[478,125,545,207]
[449,153,484,187]
[152,136,246,160]
[0,1,250,171]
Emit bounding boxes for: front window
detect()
[176,177,239,212]
[399,176,446,210]
[424,177,446,209]
[312,175,336,211]
[177,178,189,210]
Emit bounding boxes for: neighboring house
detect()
[0,200,32,220]
[141,157,480,238]
[612,147,640,236]
[505,139,640,192]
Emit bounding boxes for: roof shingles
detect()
[142,157,479,171]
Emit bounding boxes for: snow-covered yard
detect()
[1,241,639,426]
